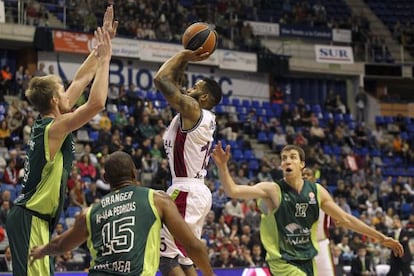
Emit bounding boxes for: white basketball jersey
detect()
[163,110,216,180]
[317,208,331,241]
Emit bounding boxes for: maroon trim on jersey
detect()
[323,214,330,238]
[174,128,187,177]
[173,191,189,257]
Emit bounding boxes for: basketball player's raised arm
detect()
[154,48,209,119]
[29,209,89,263]
[319,187,404,257]
[155,191,215,276]
[66,5,118,108]
[212,141,275,200]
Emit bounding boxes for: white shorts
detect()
[160,178,212,265]
[316,239,335,276]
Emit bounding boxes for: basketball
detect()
[182,22,218,55]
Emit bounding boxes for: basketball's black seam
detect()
[186,29,211,50]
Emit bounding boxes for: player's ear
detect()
[300,161,305,169]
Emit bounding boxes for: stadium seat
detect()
[231,98,241,107]
[88,130,99,142]
[66,206,82,218]
[243,149,255,160]
[248,159,260,172]
[221,96,230,105]
[232,149,244,162]
[257,131,269,143]
[400,203,413,220]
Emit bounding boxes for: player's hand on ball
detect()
[181,47,210,62]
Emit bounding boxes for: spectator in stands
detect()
[257,165,273,182]
[69,180,87,208]
[33,62,47,77]
[0,246,12,272]
[3,158,18,186]
[244,200,261,233]
[0,119,13,148]
[279,104,293,126]
[212,247,239,268]
[84,181,101,206]
[152,158,170,191]
[0,200,10,226]
[212,185,228,218]
[0,65,12,96]
[355,87,367,122]
[223,198,245,226]
[387,217,413,276]
[138,113,157,140]
[52,222,65,239]
[251,244,266,267]
[113,109,128,130]
[22,115,34,145]
[76,154,97,182]
[350,245,375,275]
[234,168,251,186]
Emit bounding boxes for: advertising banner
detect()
[218,50,257,72]
[138,40,218,66]
[38,52,269,101]
[280,24,332,40]
[315,44,354,64]
[332,28,352,43]
[53,30,93,54]
[0,1,5,23]
[111,37,140,58]
[244,21,279,36]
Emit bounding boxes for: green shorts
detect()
[5,205,54,276]
[268,258,317,276]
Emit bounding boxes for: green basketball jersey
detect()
[86,185,161,276]
[261,180,321,263]
[15,117,74,221]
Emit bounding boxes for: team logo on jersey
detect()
[308,192,316,204]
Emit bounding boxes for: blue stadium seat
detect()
[400,203,413,220]
[243,150,255,160]
[248,159,260,172]
[232,98,241,107]
[66,206,82,218]
[232,149,244,162]
[221,96,230,106]
[242,99,251,109]
[257,131,268,143]
[89,130,99,142]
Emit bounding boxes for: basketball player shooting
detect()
[153,24,223,276]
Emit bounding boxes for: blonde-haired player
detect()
[303,167,335,276]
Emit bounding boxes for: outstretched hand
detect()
[94,27,112,59]
[381,236,404,257]
[181,47,211,62]
[102,5,118,39]
[211,141,231,166]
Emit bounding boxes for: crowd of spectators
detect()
[2,0,392,61]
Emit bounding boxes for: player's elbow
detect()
[336,215,353,228]
[85,100,105,114]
